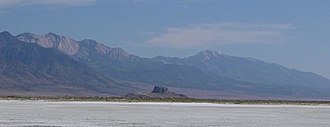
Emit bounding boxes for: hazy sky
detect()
[0,0,329,78]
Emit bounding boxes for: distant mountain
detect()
[0,31,141,96]
[8,31,330,100]
[155,50,330,88]
[16,32,242,90]
[16,32,136,60]
[154,50,330,98]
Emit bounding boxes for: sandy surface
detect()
[0,100,329,127]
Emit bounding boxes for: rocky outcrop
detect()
[151,86,169,94]
[150,86,187,98]
[124,86,187,99]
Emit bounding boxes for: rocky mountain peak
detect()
[80,39,98,47]
[0,31,13,37]
[107,47,131,59]
[110,47,127,54]
[17,32,80,55]
[200,49,222,56]
[0,31,14,41]
[79,39,133,60]
[56,36,80,55]
[45,32,60,37]
[0,31,15,47]
[16,32,135,61]
[193,49,223,62]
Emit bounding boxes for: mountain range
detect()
[1,31,329,100]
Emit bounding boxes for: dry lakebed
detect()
[0,100,329,127]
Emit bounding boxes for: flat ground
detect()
[0,100,329,127]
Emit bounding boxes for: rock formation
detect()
[151,86,169,94]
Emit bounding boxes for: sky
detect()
[0,0,329,78]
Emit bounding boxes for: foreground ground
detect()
[0,100,330,127]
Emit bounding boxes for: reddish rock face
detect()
[17,33,80,55]
[17,33,133,60]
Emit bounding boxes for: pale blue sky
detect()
[0,0,329,78]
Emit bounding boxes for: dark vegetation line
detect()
[1,96,330,105]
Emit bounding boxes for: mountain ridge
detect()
[0,31,143,96]
[1,31,330,99]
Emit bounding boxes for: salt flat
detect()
[0,100,329,127]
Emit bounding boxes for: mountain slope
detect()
[155,50,330,88]
[15,32,330,99]
[16,33,244,90]
[0,31,139,96]
[154,50,330,98]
